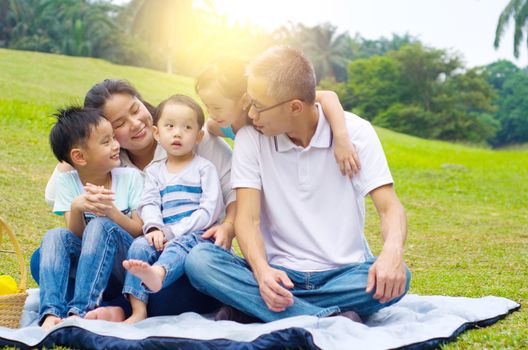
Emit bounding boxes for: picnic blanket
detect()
[0,288,520,349]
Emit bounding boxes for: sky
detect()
[210,0,526,68]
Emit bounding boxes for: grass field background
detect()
[0,48,526,348]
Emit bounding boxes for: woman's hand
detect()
[334,136,360,178]
[202,221,235,250]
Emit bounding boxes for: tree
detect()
[482,60,528,146]
[354,33,417,59]
[495,0,528,58]
[274,22,353,82]
[431,69,498,143]
[389,43,461,111]
[345,55,405,119]
[345,44,498,144]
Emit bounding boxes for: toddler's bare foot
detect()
[123,259,165,292]
[85,306,126,322]
[41,314,61,332]
[124,310,147,324]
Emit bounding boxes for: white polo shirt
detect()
[231,104,393,271]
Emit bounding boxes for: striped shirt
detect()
[138,155,224,240]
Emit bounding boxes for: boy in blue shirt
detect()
[39,106,144,331]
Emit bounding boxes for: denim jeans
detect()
[123,231,210,303]
[32,241,221,319]
[38,217,133,323]
[185,244,411,322]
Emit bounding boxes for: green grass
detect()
[0,48,526,349]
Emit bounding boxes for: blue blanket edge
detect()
[394,304,521,350]
[0,305,520,350]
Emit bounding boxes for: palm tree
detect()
[274,22,352,82]
[495,0,528,58]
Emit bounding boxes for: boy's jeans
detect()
[123,231,210,303]
[185,244,411,322]
[39,217,133,323]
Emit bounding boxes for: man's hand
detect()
[366,249,407,303]
[256,266,294,312]
[145,229,166,251]
[202,221,235,250]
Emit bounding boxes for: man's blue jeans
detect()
[123,231,209,303]
[185,244,411,322]
[38,217,133,323]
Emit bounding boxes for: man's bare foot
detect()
[41,315,61,331]
[123,259,165,292]
[124,310,147,324]
[85,306,126,322]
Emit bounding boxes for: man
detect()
[185,46,410,322]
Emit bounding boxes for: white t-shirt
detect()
[231,104,393,271]
[53,168,143,222]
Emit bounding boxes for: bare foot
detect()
[123,259,165,293]
[124,310,147,324]
[85,306,126,322]
[41,315,61,332]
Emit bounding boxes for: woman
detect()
[35,79,234,320]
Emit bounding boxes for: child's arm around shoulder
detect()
[315,90,361,177]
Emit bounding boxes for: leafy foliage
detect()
[482,60,528,146]
[346,44,498,144]
[495,0,528,58]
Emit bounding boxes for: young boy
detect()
[122,94,225,323]
[39,106,144,331]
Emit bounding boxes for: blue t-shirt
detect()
[220,126,236,140]
[53,168,144,223]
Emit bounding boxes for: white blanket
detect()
[0,289,519,349]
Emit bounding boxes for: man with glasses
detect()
[185,46,410,323]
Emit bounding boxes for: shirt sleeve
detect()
[45,165,61,207]
[196,130,236,206]
[138,165,164,234]
[128,169,144,211]
[166,162,224,240]
[351,122,394,197]
[231,127,262,190]
[52,172,78,216]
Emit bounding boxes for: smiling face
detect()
[80,118,121,172]
[154,103,204,159]
[198,81,245,128]
[102,93,154,152]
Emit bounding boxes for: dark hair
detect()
[195,57,247,100]
[49,106,103,166]
[84,79,156,117]
[155,94,205,129]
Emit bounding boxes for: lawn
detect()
[0,48,526,349]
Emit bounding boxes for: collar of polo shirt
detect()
[273,104,333,152]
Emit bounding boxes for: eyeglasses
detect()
[249,98,296,116]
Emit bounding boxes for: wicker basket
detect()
[0,216,28,328]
